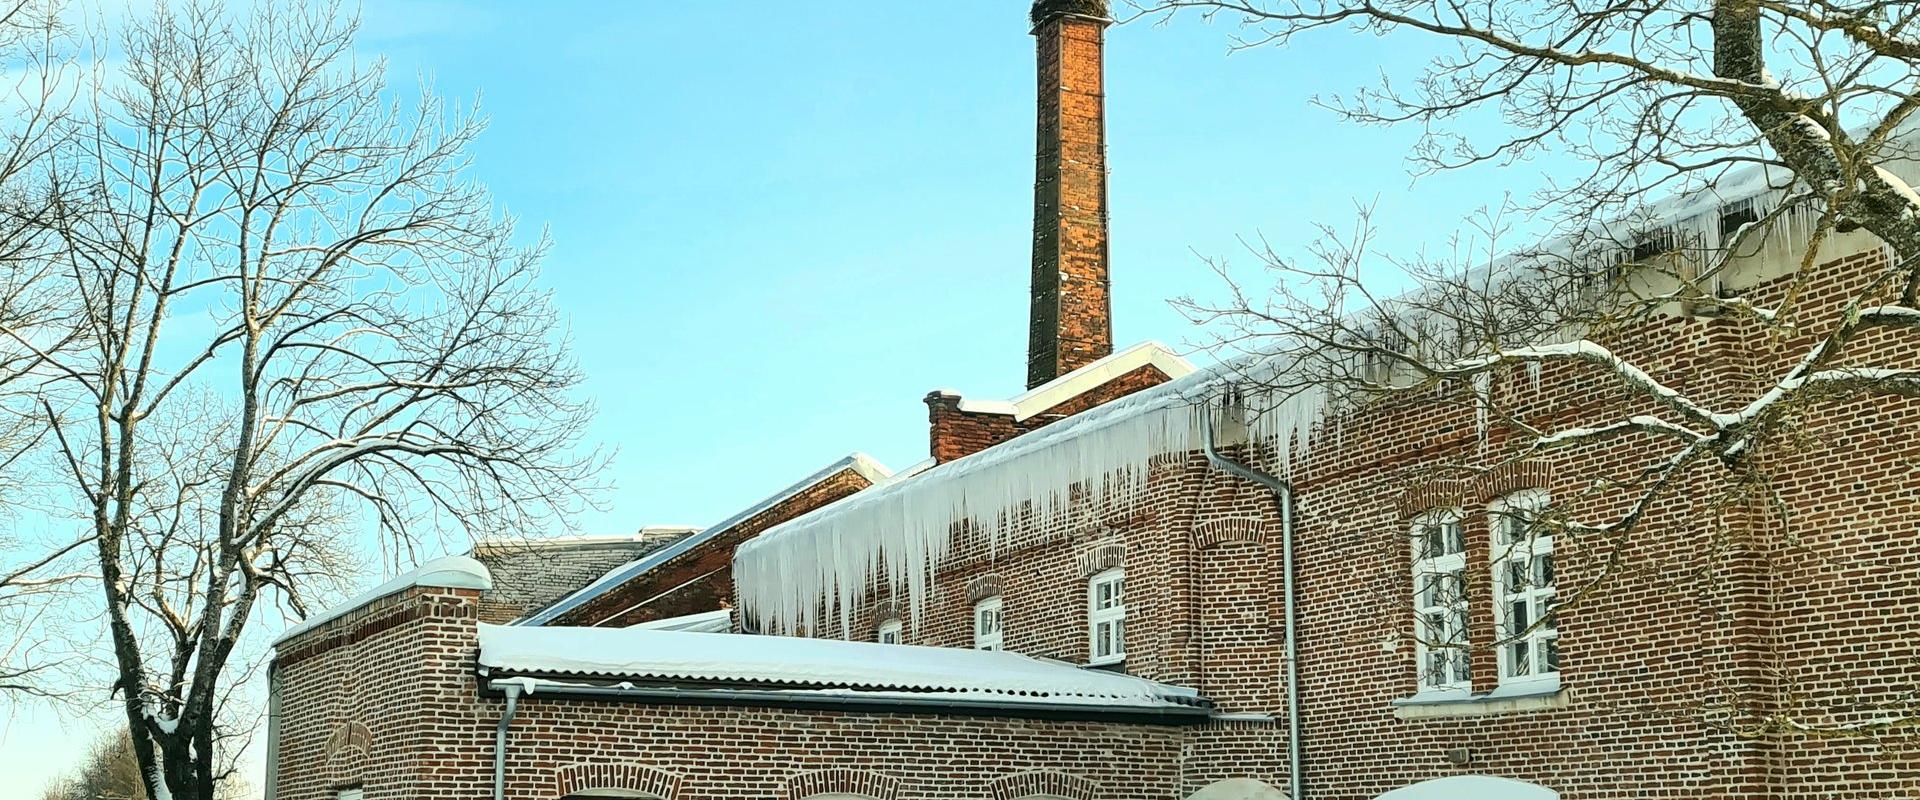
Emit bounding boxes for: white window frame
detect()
[1411,508,1470,697]
[1087,567,1125,665]
[973,596,1004,651]
[876,618,902,645]
[1490,489,1558,691]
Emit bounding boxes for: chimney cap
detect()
[1030,0,1111,26]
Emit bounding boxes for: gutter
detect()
[1201,401,1306,800]
[493,682,522,800]
[478,676,1212,727]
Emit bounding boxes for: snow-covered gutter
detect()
[480,675,1212,726]
[1201,404,1305,800]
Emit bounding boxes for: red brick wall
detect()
[804,244,1920,798]
[271,582,1201,800]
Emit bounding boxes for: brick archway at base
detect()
[787,768,900,800]
[553,762,682,799]
[988,771,1100,800]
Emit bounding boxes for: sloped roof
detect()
[476,623,1205,711]
[516,452,891,626]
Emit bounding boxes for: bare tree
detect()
[1146,0,1920,736]
[0,1,600,797]
[0,0,86,703]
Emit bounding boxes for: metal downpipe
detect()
[1202,403,1305,800]
[493,682,522,800]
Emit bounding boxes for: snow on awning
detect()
[476,623,1206,711]
[732,355,1325,638]
[628,608,732,633]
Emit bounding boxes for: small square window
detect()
[876,619,902,645]
[973,597,1003,651]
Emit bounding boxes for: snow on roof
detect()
[515,452,893,627]
[471,528,703,553]
[948,341,1195,422]
[734,354,1316,636]
[272,556,492,647]
[628,608,733,633]
[476,623,1204,710]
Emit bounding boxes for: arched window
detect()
[1087,567,1125,665]
[876,618,902,645]
[973,596,1003,650]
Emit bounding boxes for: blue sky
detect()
[355,0,1513,540]
[6,0,1540,791]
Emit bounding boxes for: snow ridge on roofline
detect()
[272,555,492,647]
[951,340,1195,421]
[516,452,893,626]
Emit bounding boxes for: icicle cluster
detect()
[733,358,1326,638]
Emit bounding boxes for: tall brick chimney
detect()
[1026,0,1114,389]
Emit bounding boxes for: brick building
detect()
[268,2,1920,799]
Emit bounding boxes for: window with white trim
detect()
[1491,489,1558,686]
[876,618,902,645]
[1088,567,1125,665]
[1411,509,1469,693]
[973,596,1003,651]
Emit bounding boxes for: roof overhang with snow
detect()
[476,623,1211,724]
[950,340,1195,421]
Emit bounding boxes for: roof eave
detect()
[479,673,1213,726]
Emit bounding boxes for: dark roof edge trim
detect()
[479,676,1211,727]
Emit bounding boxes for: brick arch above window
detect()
[1193,517,1266,550]
[1475,461,1555,501]
[965,573,1004,603]
[988,770,1101,800]
[553,762,681,800]
[871,598,902,628]
[323,720,371,788]
[1396,480,1469,518]
[787,768,900,800]
[1076,541,1125,577]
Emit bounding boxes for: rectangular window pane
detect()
[1509,641,1530,676]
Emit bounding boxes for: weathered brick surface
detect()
[1027,8,1113,389]
[472,532,693,624]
